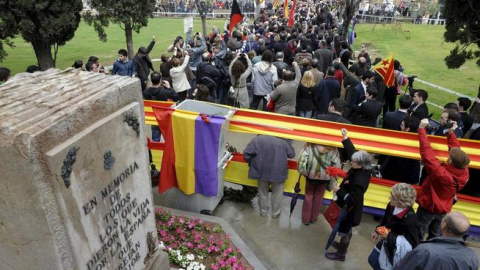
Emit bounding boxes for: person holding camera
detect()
[143,72,179,142]
[415,118,470,240]
[434,109,464,138]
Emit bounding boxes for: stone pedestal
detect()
[0,69,167,270]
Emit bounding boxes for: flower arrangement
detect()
[155,208,253,270]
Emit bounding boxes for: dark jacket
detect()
[313,48,333,74]
[317,113,351,124]
[133,40,155,88]
[357,99,383,127]
[394,237,479,270]
[243,135,296,182]
[346,82,367,122]
[409,103,429,120]
[380,156,420,184]
[296,83,317,111]
[143,86,179,102]
[316,77,341,114]
[460,112,474,134]
[273,60,288,79]
[336,138,371,232]
[383,110,408,131]
[273,40,287,53]
[196,61,221,90]
[376,204,421,264]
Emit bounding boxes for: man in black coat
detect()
[357,87,383,127]
[143,72,179,142]
[380,116,421,184]
[313,40,333,74]
[196,52,221,100]
[273,52,288,79]
[409,89,429,120]
[316,68,341,115]
[317,98,351,124]
[383,94,412,131]
[346,71,374,122]
[133,37,156,91]
[457,97,474,134]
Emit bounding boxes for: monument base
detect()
[144,250,170,270]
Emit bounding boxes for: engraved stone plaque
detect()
[46,103,155,270]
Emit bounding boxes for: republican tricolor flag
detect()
[153,107,226,196]
[374,55,395,88]
[229,0,244,35]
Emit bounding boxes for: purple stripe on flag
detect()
[194,115,225,196]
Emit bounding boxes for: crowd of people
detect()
[1,1,479,268]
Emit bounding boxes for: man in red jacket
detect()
[416,118,470,240]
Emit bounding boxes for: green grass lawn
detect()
[2,19,479,118]
[1,18,226,75]
[353,23,479,117]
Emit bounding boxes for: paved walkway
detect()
[154,183,480,270]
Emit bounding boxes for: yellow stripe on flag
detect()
[172,109,198,194]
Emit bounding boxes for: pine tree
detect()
[443,0,480,69]
[0,0,83,70]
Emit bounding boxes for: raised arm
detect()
[446,121,461,149]
[146,37,156,54]
[418,125,442,173]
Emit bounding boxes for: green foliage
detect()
[86,0,156,39]
[0,0,83,69]
[442,0,480,69]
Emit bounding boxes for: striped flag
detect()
[229,0,244,35]
[374,55,395,87]
[273,0,280,8]
[284,0,289,18]
[287,0,297,27]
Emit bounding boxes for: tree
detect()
[0,0,83,70]
[338,0,362,41]
[443,0,480,69]
[85,0,156,59]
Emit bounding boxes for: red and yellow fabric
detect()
[228,109,480,169]
[145,102,480,169]
[374,55,395,88]
[284,0,288,18]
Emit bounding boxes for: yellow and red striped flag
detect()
[273,0,280,8]
[284,0,289,18]
[374,55,395,87]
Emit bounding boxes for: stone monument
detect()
[0,69,168,270]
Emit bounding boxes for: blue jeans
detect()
[368,247,382,270]
[298,110,312,118]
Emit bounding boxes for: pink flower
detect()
[160,230,167,237]
[176,227,182,234]
[199,220,203,224]
[179,218,184,224]
[187,242,194,249]
[212,265,219,270]
[214,246,220,252]
[225,234,230,239]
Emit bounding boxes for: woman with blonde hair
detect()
[367,183,421,270]
[296,70,317,118]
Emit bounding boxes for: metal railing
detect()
[152,11,256,18]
